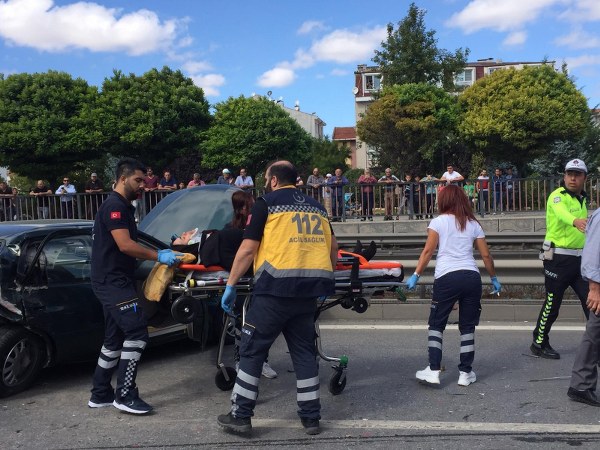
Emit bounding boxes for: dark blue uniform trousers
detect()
[231,294,320,420]
[91,281,149,401]
[427,270,482,373]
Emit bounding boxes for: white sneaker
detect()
[415,366,440,385]
[458,370,476,386]
[261,362,278,379]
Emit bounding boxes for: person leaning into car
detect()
[88,158,181,415]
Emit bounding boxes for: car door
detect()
[22,231,105,364]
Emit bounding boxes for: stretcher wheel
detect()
[340,297,353,309]
[215,367,237,391]
[328,370,346,395]
[352,297,369,314]
[171,295,197,324]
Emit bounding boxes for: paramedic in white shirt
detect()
[440,165,464,185]
[406,184,501,387]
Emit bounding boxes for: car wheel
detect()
[0,327,45,397]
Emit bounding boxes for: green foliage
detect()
[458,65,590,166]
[356,83,459,175]
[5,172,37,193]
[307,137,350,175]
[99,66,210,171]
[202,96,312,176]
[528,120,600,176]
[344,168,364,184]
[468,151,486,180]
[0,71,102,181]
[373,3,469,90]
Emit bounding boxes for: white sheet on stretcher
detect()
[334,267,402,279]
[191,268,402,282]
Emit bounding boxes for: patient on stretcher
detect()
[171,228,200,246]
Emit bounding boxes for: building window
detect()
[363,74,381,91]
[487,67,503,75]
[455,69,473,85]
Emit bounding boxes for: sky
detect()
[1,0,599,138]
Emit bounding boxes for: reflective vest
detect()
[544,187,587,249]
[253,186,335,297]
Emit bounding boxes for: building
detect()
[454,58,555,88]
[332,127,357,168]
[353,64,382,169]
[251,94,326,139]
[352,60,553,169]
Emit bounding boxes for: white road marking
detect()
[319,324,585,331]
[254,418,600,434]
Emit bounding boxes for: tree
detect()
[373,3,469,90]
[307,137,350,175]
[458,65,590,167]
[356,83,460,175]
[98,66,211,172]
[0,71,102,181]
[202,96,312,176]
[527,120,600,176]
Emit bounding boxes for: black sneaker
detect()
[530,342,560,359]
[88,392,114,408]
[301,418,321,435]
[217,412,252,433]
[113,395,153,415]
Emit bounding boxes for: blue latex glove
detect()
[221,285,237,315]
[157,249,181,267]
[491,276,502,295]
[406,273,420,290]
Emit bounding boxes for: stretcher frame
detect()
[167,256,404,395]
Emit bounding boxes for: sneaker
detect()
[458,370,477,386]
[88,392,114,408]
[416,366,440,385]
[262,362,278,379]
[301,417,321,435]
[113,395,153,415]
[217,412,252,433]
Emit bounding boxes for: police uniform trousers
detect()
[533,255,589,345]
[91,280,149,401]
[570,311,600,392]
[231,294,320,420]
[427,270,482,373]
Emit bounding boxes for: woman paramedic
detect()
[406,184,502,387]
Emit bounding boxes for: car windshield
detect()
[139,185,237,245]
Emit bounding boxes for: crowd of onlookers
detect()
[0,164,525,222]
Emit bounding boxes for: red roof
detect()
[333,127,356,140]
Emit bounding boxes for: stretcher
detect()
[166,251,404,395]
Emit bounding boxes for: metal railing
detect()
[0,176,597,223]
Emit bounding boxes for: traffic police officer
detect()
[531,159,589,359]
[217,160,337,435]
[88,158,180,414]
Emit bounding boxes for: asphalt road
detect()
[2,320,600,449]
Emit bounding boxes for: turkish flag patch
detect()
[110,211,121,220]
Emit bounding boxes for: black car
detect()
[0,185,238,397]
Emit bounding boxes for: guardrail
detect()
[335,231,545,248]
[336,231,545,286]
